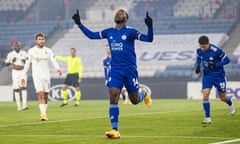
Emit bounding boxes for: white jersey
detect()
[24,46,60,81]
[5,50,28,68]
[5,50,28,89]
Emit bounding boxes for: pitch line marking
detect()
[0,109,201,128]
[209,138,240,144]
[0,134,231,140]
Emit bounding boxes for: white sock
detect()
[39,104,46,115]
[14,91,21,110]
[22,89,27,108]
[45,104,48,114]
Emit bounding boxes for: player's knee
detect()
[219,95,226,101]
[110,95,120,103]
[130,100,138,105]
[129,96,139,105]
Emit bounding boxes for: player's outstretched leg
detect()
[202,100,212,124]
[219,92,235,115]
[139,87,152,107]
[128,88,152,107]
[105,88,121,139]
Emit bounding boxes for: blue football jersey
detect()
[79,24,153,69]
[196,44,230,77]
[103,56,111,80]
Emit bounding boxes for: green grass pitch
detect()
[0,99,239,144]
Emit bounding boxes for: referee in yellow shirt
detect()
[55,48,82,107]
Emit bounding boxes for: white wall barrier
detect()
[0,85,13,101]
[187,81,240,99]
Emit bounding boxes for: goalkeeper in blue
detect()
[72,9,153,139]
[195,35,235,124]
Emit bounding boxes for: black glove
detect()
[208,63,216,70]
[72,9,81,25]
[195,66,200,74]
[145,12,152,27]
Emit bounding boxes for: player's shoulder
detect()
[20,49,27,54]
[43,46,52,51]
[27,46,35,53]
[102,27,115,32]
[196,48,202,53]
[209,44,221,52]
[125,25,138,31]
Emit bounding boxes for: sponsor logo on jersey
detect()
[48,84,76,101]
[111,42,123,51]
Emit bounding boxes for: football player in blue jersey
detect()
[103,44,111,86]
[195,35,235,124]
[72,9,153,138]
[103,44,131,104]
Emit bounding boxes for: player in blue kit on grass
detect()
[195,35,235,124]
[72,9,153,139]
[103,44,111,86]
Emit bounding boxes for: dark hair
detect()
[118,9,128,19]
[71,48,76,51]
[35,32,45,40]
[198,35,209,45]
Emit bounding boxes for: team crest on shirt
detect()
[121,35,127,40]
[209,57,214,60]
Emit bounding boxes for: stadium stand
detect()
[128,17,235,35]
[0,0,36,22]
[0,0,239,79]
[0,21,57,45]
[86,0,134,21]
[174,0,224,18]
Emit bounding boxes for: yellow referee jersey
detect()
[55,56,82,78]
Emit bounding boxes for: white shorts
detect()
[33,79,50,93]
[12,70,27,89]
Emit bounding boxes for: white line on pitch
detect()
[209,138,240,144]
[0,134,230,140]
[0,110,200,128]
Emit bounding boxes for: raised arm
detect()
[72,9,101,39]
[139,12,153,42]
[79,24,101,39]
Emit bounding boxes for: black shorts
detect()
[64,73,80,87]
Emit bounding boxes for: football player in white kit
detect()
[23,32,62,121]
[5,41,28,111]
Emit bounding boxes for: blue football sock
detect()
[225,97,232,106]
[138,91,146,102]
[203,100,210,118]
[109,104,119,130]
